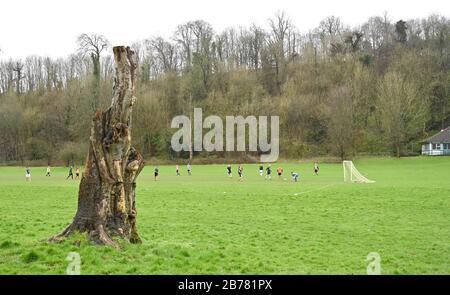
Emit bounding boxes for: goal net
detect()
[343,160,375,183]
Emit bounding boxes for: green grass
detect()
[0,157,449,274]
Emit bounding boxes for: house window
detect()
[432,143,441,150]
[444,143,450,150]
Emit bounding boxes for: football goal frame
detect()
[343,160,375,183]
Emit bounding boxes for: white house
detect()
[421,127,450,156]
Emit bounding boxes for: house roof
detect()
[422,127,450,143]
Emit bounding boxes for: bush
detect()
[25,138,51,161]
[59,142,87,166]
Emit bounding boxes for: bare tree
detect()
[319,16,343,37]
[267,11,293,94]
[146,37,178,73]
[174,23,194,70]
[12,61,25,94]
[249,24,266,69]
[190,20,214,54]
[77,33,109,66]
[328,86,354,160]
[77,33,109,110]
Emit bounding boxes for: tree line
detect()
[0,12,449,164]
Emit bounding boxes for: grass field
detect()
[0,157,449,274]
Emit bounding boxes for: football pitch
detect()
[0,157,449,274]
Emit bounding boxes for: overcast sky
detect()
[0,0,448,59]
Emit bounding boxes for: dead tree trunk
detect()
[50,46,144,246]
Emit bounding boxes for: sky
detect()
[0,0,448,59]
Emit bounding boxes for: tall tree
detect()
[378,71,428,157]
[174,22,194,70]
[77,33,109,110]
[327,86,354,160]
[12,61,25,94]
[268,11,292,94]
[429,80,449,130]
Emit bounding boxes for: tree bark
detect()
[50,46,144,247]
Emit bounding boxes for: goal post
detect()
[343,160,375,183]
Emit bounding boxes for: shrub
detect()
[59,142,87,166]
